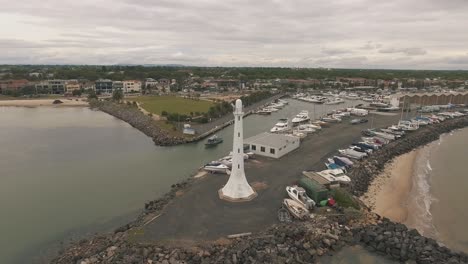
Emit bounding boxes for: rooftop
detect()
[245,132,299,148]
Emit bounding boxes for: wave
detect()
[407,143,439,238]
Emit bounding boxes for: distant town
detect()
[1,65,468,97]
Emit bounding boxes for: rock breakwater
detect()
[90,100,186,146]
[355,217,468,263]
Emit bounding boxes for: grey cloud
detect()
[321,48,352,55]
[379,47,427,56]
[0,0,467,68]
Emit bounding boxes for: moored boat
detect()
[292,110,310,124]
[205,135,223,147]
[283,198,309,220]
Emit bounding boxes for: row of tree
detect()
[3,65,468,81]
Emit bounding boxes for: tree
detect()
[87,90,98,100]
[112,89,124,102]
[72,89,82,96]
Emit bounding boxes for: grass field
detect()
[134,96,214,115]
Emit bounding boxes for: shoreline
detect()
[0,99,88,107]
[360,150,418,223]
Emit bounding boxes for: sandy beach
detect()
[0,99,88,107]
[361,150,418,222]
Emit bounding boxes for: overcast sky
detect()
[1,0,468,69]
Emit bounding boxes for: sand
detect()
[0,99,88,107]
[361,150,418,223]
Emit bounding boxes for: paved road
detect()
[140,113,401,243]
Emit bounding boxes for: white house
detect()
[244,132,300,159]
[123,80,142,93]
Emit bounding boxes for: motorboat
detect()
[283,198,309,220]
[292,131,307,139]
[203,162,229,174]
[277,99,289,105]
[296,125,316,134]
[370,101,389,108]
[300,123,321,130]
[362,137,388,146]
[269,102,285,109]
[333,156,354,167]
[292,111,310,124]
[265,106,279,112]
[349,145,373,154]
[380,128,405,136]
[312,120,329,127]
[362,97,375,102]
[346,93,360,100]
[398,120,419,131]
[338,149,367,160]
[317,169,351,184]
[324,98,344,105]
[205,135,223,147]
[256,108,272,115]
[270,118,290,133]
[373,131,397,140]
[286,185,316,209]
[352,142,379,150]
[350,118,368,124]
[321,116,341,123]
[348,108,369,116]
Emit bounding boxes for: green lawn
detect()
[134,96,214,115]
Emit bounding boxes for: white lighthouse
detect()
[219,99,257,202]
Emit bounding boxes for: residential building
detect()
[244,132,300,159]
[65,81,81,93]
[113,81,124,91]
[0,79,29,93]
[29,72,41,78]
[95,79,113,94]
[145,78,158,88]
[35,80,66,94]
[123,80,142,93]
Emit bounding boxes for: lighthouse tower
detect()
[219,99,257,202]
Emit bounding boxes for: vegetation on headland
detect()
[134,96,214,116]
[3,65,468,81]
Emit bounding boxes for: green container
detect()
[298,177,329,203]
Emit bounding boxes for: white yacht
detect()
[296,125,316,134]
[270,118,290,133]
[324,98,344,105]
[346,93,360,100]
[292,111,310,124]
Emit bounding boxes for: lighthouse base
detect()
[218,189,257,202]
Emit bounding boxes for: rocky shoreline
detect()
[51,116,468,264]
[90,100,187,146]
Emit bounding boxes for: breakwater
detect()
[89,100,187,146]
[51,115,468,264]
[349,115,468,197]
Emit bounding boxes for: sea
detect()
[406,127,468,253]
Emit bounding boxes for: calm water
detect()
[406,127,468,253]
[0,99,365,263]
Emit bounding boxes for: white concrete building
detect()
[245,132,300,159]
[219,99,257,202]
[145,78,159,88]
[123,80,142,93]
